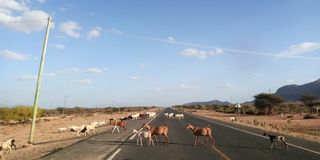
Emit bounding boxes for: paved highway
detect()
[41,108,320,160]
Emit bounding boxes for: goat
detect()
[1,138,17,154]
[229,117,236,122]
[77,126,88,137]
[174,114,184,119]
[69,125,80,132]
[168,113,174,119]
[263,132,288,150]
[58,127,67,133]
[132,129,154,146]
[110,120,126,133]
[98,121,106,127]
[185,123,214,147]
[147,112,156,118]
[75,125,96,137]
[142,123,169,145]
[131,114,140,120]
[164,113,169,118]
[90,122,99,127]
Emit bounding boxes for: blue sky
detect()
[1,0,320,108]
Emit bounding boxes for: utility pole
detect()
[62,96,69,114]
[29,16,52,144]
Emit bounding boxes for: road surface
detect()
[41,108,320,160]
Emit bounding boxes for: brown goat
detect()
[142,123,169,145]
[110,120,126,129]
[185,123,214,146]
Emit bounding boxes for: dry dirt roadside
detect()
[185,109,320,143]
[0,108,161,160]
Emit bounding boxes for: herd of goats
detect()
[0,111,288,160]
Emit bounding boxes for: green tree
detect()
[254,93,284,115]
[300,95,319,113]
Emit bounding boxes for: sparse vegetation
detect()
[0,105,45,124]
[300,95,319,113]
[254,93,284,115]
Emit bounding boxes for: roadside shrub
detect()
[0,105,45,123]
[253,119,260,126]
[303,114,316,119]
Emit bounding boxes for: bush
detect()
[0,105,45,123]
[303,114,316,119]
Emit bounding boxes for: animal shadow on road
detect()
[33,137,81,145]
[217,144,267,150]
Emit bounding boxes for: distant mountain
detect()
[183,100,232,106]
[275,79,320,101]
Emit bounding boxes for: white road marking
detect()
[106,148,122,160]
[190,113,320,155]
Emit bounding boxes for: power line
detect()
[0,20,48,23]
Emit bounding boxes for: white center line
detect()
[106,148,122,160]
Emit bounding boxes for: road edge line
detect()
[106,148,122,160]
[186,112,320,155]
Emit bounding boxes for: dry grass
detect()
[188,109,320,142]
[0,108,160,160]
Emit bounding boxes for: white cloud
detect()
[138,63,145,69]
[167,36,175,42]
[53,44,65,49]
[0,0,28,11]
[57,67,105,75]
[179,84,199,90]
[57,67,81,74]
[59,21,82,38]
[223,83,234,89]
[109,28,123,34]
[103,67,109,71]
[253,73,263,78]
[0,9,50,33]
[83,68,102,74]
[16,74,37,80]
[129,75,140,80]
[37,0,46,4]
[44,72,56,77]
[276,42,320,59]
[87,27,102,40]
[285,79,295,84]
[59,7,66,12]
[0,50,28,61]
[72,79,92,85]
[180,48,224,59]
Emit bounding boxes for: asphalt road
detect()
[41,108,320,160]
[109,108,319,160]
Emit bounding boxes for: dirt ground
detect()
[0,108,160,160]
[187,109,320,142]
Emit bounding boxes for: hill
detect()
[275,79,320,101]
[183,100,232,106]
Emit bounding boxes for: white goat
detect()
[58,127,67,133]
[76,125,96,137]
[164,113,169,118]
[98,121,106,127]
[131,114,140,120]
[69,125,80,132]
[147,112,156,118]
[175,114,184,119]
[132,129,154,146]
[168,113,174,119]
[1,138,16,154]
[90,122,99,127]
[229,117,236,122]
